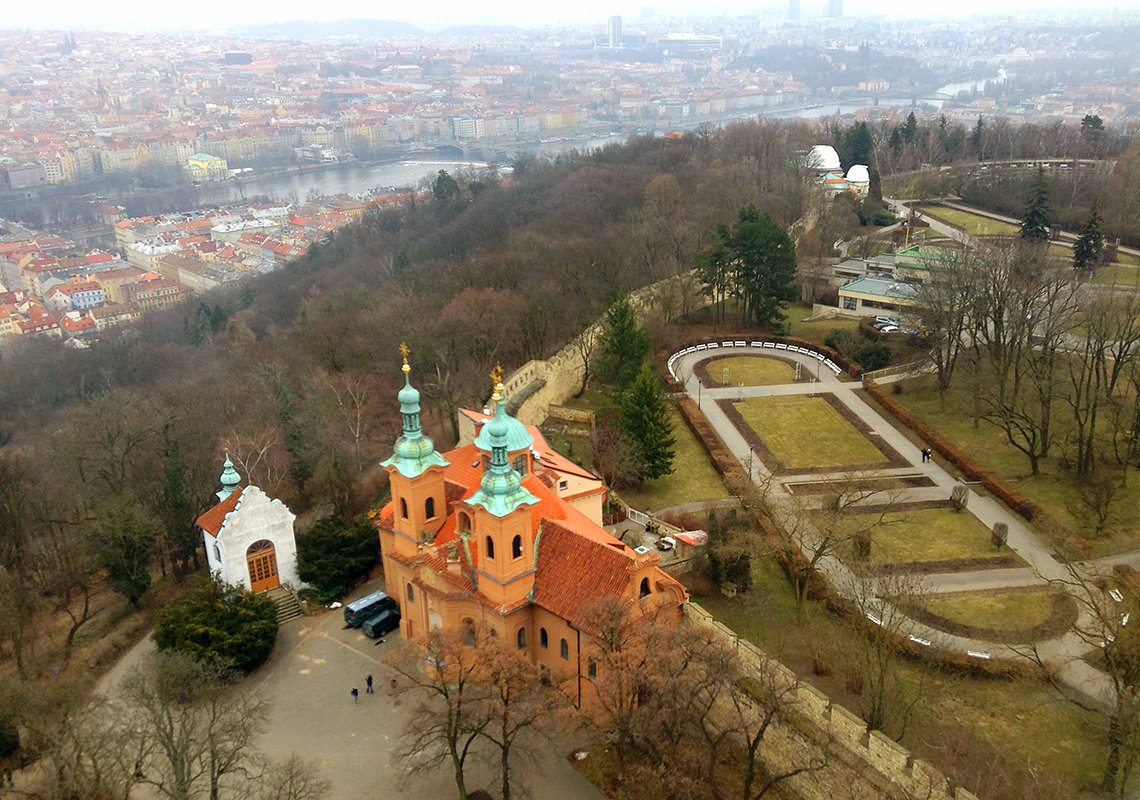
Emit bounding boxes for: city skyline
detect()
[0,0,1129,34]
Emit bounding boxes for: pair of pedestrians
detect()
[351,674,375,705]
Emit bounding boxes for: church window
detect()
[512,454,527,473]
[588,659,597,679]
[457,512,471,532]
[485,536,495,560]
[425,496,436,519]
[399,498,408,519]
[540,627,548,649]
[558,480,568,491]
[640,577,651,598]
[516,628,526,649]
[560,638,569,660]
[213,543,221,562]
[406,583,414,602]
[512,535,523,559]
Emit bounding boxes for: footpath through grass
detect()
[687,556,1107,798]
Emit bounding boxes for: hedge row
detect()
[862,378,1039,521]
[675,390,1029,679]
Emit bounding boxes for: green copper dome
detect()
[381,357,449,479]
[217,453,241,501]
[467,385,538,518]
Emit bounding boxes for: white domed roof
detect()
[808,145,841,172]
[846,164,870,184]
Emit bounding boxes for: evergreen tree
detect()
[618,366,675,482]
[1073,203,1105,273]
[596,296,650,389]
[296,518,380,603]
[91,495,159,606]
[970,116,985,158]
[729,206,798,329]
[844,122,873,168]
[901,112,918,145]
[1020,167,1053,242]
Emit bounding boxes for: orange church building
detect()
[373,356,687,705]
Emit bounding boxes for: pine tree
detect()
[901,112,918,145]
[597,296,650,390]
[1072,203,1104,273]
[1020,167,1052,242]
[728,206,798,329]
[618,366,675,482]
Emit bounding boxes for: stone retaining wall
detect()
[685,603,980,800]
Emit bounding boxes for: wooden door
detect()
[246,540,279,593]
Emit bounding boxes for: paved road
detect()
[673,344,1115,705]
[90,580,604,800]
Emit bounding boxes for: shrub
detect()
[153,578,278,674]
[992,522,1009,549]
[296,518,380,603]
[0,712,17,759]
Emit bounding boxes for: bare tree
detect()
[122,650,267,800]
[250,754,331,800]
[571,324,600,398]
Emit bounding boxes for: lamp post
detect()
[697,377,702,409]
[748,443,754,478]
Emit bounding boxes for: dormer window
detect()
[457,512,471,533]
[558,480,568,491]
[425,496,436,519]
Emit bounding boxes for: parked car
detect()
[343,590,397,627]
[873,315,899,327]
[656,536,676,551]
[362,607,401,638]
[879,325,900,333]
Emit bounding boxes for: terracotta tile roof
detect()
[196,487,244,537]
[532,520,636,632]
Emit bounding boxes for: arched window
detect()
[512,454,527,473]
[406,583,415,602]
[399,497,408,519]
[640,577,651,598]
[512,535,523,559]
[588,659,597,679]
[425,496,435,519]
[516,627,526,649]
[485,536,495,560]
[462,618,475,646]
[560,638,569,660]
[457,512,471,532]
[540,627,549,649]
[213,543,222,562]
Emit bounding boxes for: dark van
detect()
[343,591,397,627]
[362,607,402,638]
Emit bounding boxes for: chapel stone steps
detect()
[265,586,303,624]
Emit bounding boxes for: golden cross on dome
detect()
[490,363,503,386]
[399,342,411,373]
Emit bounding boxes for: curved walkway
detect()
[672,345,1113,705]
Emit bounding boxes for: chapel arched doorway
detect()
[246,539,280,593]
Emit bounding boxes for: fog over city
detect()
[2,0,1131,31]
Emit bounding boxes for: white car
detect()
[656,536,676,551]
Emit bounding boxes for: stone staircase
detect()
[265,586,303,624]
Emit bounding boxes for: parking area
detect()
[97,579,605,800]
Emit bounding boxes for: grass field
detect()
[835,507,1013,565]
[782,303,860,344]
[884,377,1140,557]
[704,356,796,387]
[735,395,887,470]
[689,559,1106,797]
[917,206,1020,237]
[919,591,1059,632]
[610,404,730,513]
[1089,264,1140,286]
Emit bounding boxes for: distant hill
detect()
[240,18,425,41]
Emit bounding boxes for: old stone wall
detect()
[685,603,981,800]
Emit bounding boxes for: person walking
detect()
[351,687,359,705]
[366,674,374,694]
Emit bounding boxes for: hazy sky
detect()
[0,0,1122,32]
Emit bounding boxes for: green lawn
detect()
[836,507,1013,566]
[783,303,860,344]
[705,356,796,387]
[885,377,1140,557]
[689,559,1106,797]
[1089,264,1140,286]
[735,395,887,470]
[917,206,1020,237]
[919,591,1059,632]
[616,404,730,513]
